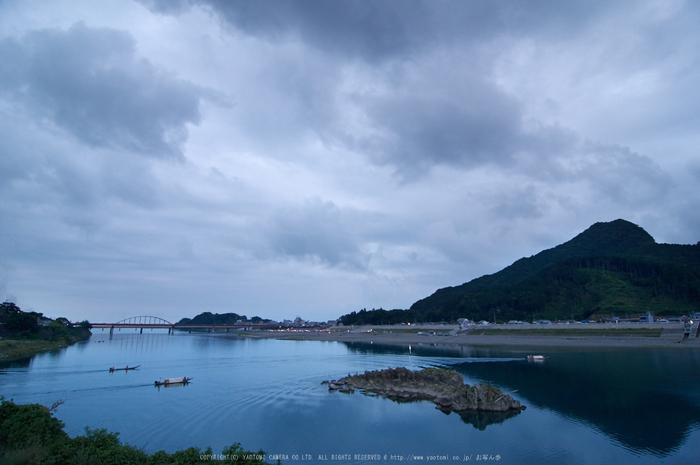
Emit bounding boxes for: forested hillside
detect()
[340,220,700,325]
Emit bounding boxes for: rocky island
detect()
[325,367,525,413]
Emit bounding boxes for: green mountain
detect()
[340,220,700,325]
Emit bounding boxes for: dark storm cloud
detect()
[0,22,208,159]
[139,0,641,181]
[2,0,698,322]
[349,76,526,174]
[141,0,608,62]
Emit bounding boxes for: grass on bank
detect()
[0,399,275,465]
[0,339,80,362]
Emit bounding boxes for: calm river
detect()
[1,331,699,464]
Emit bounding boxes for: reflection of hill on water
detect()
[340,341,491,358]
[0,357,33,370]
[386,395,523,430]
[340,341,700,453]
[451,408,521,430]
[455,350,700,455]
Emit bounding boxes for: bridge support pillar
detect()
[140,327,143,334]
[110,326,114,335]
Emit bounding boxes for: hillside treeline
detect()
[411,256,700,323]
[339,220,700,325]
[177,312,272,325]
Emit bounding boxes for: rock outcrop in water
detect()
[325,367,525,413]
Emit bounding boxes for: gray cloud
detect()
[489,185,544,220]
[140,0,611,63]
[0,22,208,159]
[1,0,699,323]
[260,199,368,270]
[346,75,526,175]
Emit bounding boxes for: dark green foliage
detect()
[51,428,149,464]
[177,312,273,325]
[0,302,22,314]
[340,220,700,324]
[0,400,67,450]
[0,303,91,343]
[0,399,274,464]
[4,312,39,334]
[340,308,420,326]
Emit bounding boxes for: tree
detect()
[5,312,38,334]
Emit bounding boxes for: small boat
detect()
[154,377,192,386]
[109,365,140,372]
[526,355,547,362]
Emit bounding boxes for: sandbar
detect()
[239,323,700,349]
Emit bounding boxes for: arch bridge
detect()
[115,316,173,326]
[91,315,283,334]
[91,315,175,334]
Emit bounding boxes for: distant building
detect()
[457,318,474,330]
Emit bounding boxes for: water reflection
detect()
[3,333,699,463]
[452,408,522,430]
[342,341,488,358]
[454,350,700,456]
[0,357,33,370]
[343,342,700,456]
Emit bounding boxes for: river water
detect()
[1,330,699,464]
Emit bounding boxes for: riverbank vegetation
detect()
[0,399,273,464]
[0,302,92,361]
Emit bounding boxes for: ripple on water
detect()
[4,334,700,462]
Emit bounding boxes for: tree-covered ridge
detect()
[340,220,700,325]
[340,308,422,326]
[0,302,91,343]
[177,312,273,325]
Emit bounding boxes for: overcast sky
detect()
[1,0,699,324]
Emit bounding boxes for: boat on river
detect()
[526,355,547,362]
[109,365,140,372]
[155,377,191,386]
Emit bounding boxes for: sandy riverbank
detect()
[240,323,700,349]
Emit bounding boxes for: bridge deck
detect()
[91,323,284,329]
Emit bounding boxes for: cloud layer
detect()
[1,0,698,322]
